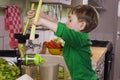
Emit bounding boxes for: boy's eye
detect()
[69,20,72,22]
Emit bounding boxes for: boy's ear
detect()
[79,21,86,30]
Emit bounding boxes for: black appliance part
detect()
[14,33,39,43]
[91,40,113,80]
[0,50,19,57]
[104,44,113,80]
[91,40,109,47]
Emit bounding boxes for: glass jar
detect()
[21,65,40,80]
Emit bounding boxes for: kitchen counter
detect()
[41,46,107,69]
[40,46,107,80]
[91,47,107,69]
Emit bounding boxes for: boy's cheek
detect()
[66,23,71,27]
[66,24,70,28]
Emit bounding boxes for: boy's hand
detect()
[27,9,43,27]
[27,9,36,19]
[27,10,46,19]
[27,9,58,32]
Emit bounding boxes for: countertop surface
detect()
[90,47,107,69]
[23,46,108,80]
[41,46,107,69]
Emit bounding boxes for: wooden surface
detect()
[91,47,107,65]
[41,46,107,66]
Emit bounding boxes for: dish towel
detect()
[4,5,22,49]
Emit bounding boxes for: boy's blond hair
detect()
[70,5,99,33]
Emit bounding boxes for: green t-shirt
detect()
[55,22,98,80]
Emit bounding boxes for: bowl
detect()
[48,48,62,55]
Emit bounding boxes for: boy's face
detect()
[66,13,86,32]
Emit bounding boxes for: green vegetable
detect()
[58,67,70,79]
[53,37,65,47]
[0,58,20,80]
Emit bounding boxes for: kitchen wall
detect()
[0,0,29,15]
[112,0,120,80]
[89,0,119,80]
[89,0,118,45]
[0,1,65,50]
[0,0,30,50]
[0,0,118,49]
[94,0,118,80]
[34,0,118,44]
[113,17,120,80]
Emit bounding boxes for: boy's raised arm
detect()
[27,10,58,32]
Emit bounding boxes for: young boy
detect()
[27,5,99,80]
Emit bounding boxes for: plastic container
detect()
[21,65,40,80]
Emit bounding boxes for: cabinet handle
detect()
[108,60,111,63]
[117,31,120,40]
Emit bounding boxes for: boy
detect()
[27,5,99,80]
